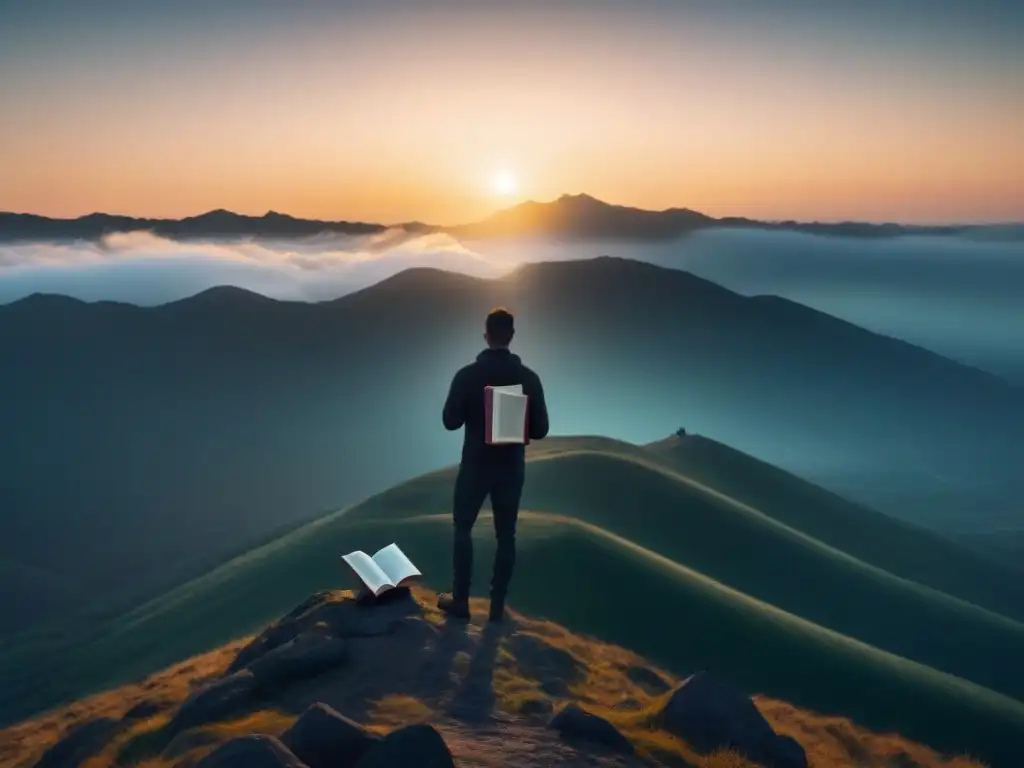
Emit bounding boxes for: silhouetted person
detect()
[437,308,549,622]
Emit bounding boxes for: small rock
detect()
[34,717,122,768]
[191,735,305,768]
[518,697,554,717]
[281,702,379,768]
[625,665,670,693]
[657,671,806,768]
[123,699,169,720]
[548,703,634,755]
[353,724,455,768]
[247,634,349,689]
[166,671,258,735]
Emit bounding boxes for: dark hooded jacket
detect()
[443,348,549,466]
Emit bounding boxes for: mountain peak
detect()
[164,284,276,309]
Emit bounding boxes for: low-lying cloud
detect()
[0,229,516,305]
[2,225,1022,382]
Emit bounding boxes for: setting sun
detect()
[491,170,518,197]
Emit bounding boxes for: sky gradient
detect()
[1,0,1021,225]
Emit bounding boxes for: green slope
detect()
[643,434,1024,621]
[347,445,1024,704]
[4,435,1023,767]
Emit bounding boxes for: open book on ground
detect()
[341,543,422,597]
[485,384,529,445]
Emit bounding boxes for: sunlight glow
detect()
[491,170,518,196]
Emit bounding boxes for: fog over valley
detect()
[2,227,1021,382]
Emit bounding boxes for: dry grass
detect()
[366,695,435,731]
[0,589,989,768]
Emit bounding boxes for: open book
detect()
[485,384,530,445]
[341,543,422,597]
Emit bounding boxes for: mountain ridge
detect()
[1,194,1015,243]
[1,257,1012,391]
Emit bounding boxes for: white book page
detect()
[494,390,528,443]
[492,384,523,395]
[342,551,394,596]
[372,543,422,587]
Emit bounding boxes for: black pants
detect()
[452,460,525,603]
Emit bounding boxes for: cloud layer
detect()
[0,229,514,305]
[2,226,1021,382]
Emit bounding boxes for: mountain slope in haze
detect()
[0,194,1009,243]
[2,436,1021,766]
[1,256,1021,637]
[0,589,988,768]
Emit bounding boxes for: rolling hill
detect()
[2,257,1022,638]
[2,436,1021,766]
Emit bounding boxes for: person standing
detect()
[437,308,549,622]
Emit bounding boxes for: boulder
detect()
[353,724,455,768]
[229,593,412,675]
[166,671,258,735]
[280,702,379,768]
[34,717,122,768]
[548,704,634,755]
[247,634,349,689]
[657,671,806,768]
[518,697,554,718]
[191,735,306,768]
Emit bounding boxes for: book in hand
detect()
[341,543,422,598]
[485,384,529,445]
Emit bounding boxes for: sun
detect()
[490,170,518,196]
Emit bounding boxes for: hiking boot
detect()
[437,593,470,620]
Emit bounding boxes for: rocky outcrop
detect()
[657,671,807,768]
[164,590,416,739]
[246,634,350,689]
[191,735,305,768]
[227,589,413,676]
[33,717,123,768]
[350,724,455,768]
[280,702,379,768]
[20,590,820,768]
[548,703,634,755]
[166,671,259,736]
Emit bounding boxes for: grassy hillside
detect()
[2,436,1022,766]
[3,256,1023,638]
[643,435,1024,621]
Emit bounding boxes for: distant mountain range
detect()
[1,193,1016,242]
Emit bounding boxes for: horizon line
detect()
[2,193,1020,231]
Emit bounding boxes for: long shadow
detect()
[448,620,515,723]
[413,614,473,700]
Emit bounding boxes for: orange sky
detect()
[1,2,1021,225]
